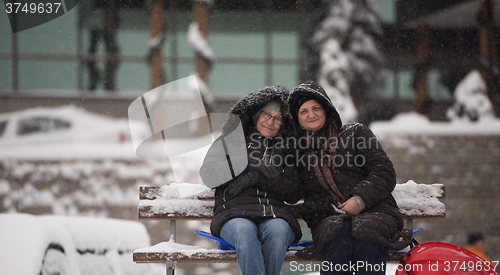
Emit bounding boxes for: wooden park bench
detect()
[133,180,445,275]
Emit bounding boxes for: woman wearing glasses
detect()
[200,86,302,275]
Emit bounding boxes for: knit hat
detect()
[253,100,282,123]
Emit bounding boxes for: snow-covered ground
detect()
[370,112,500,136]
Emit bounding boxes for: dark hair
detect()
[468,231,484,244]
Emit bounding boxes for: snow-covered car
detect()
[0,105,149,146]
[0,213,154,275]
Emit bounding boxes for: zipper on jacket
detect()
[256,189,268,198]
[222,188,227,209]
[262,139,275,165]
[270,205,276,218]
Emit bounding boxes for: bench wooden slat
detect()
[138,205,214,220]
[138,183,446,220]
[139,184,445,200]
[133,250,407,264]
[139,185,214,200]
[138,205,446,220]
[133,251,238,264]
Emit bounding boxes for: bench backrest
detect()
[138,181,445,220]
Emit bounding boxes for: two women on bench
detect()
[200,82,410,275]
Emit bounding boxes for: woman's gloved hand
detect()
[227,171,260,195]
[248,156,280,179]
[255,164,280,179]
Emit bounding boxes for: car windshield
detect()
[18,117,50,136]
[17,117,71,136]
[53,118,71,129]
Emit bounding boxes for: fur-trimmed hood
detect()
[222,85,292,137]
[288,81,342,131]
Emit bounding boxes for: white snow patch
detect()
[392,180,445,217]
[0,179,10,194]
[0,143,138,159]
[139,183,214,218]
[134,237,220,256]
[188,22,216,62]
[52,216,150,252]
[139,196,214,219]
[447,70,495,122]
[0,214,81,275]
[0,213,154,275]
[370,112,500,136]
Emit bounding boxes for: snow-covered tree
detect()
[446,70,495,122]
[311,0,385,122]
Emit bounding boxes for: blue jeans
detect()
[220,218,295,275]
[320,220,388,275]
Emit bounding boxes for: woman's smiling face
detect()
[297,100,326,132]
[255,109,282,137]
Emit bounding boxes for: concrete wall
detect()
[379,134,500,261]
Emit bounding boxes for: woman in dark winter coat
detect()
[200,86,302,275]
[288,81,411,275]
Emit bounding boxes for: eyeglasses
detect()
[259,111,283,125]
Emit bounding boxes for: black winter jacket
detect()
[288,82,411,260]
[199,86,302,243]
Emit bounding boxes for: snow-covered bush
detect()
[446,70,495,122]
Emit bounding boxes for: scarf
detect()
[306,118,345,207]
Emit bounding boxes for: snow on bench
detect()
[137,180,445,220]
[133,181,445,274]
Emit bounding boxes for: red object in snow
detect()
[395,241,499,275]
